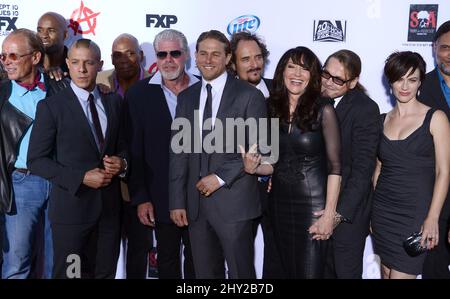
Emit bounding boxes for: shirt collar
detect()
[202,71,227,91]
[436,67,450,88]
[12,72,45,96]
[114,67,145,95]
[255,79,270,98]
[70,80,100,102]
[149,70,200,88]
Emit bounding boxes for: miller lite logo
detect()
[227,15,260,35]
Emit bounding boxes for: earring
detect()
[417,89,421,97]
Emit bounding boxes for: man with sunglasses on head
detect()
[96,33,152,279]
[0,28,68,278]
[125,29,197,278]
[318,50,380,278]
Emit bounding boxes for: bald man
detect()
[37,12,69,80]
[96,34,152,278]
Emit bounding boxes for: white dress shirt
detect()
[198,71,228,186]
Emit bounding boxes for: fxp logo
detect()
[227,15,260,35]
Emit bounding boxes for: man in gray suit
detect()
[169,30,267,279]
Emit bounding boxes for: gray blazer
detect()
[169,75,267,223]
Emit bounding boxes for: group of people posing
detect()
[0,11,449,279]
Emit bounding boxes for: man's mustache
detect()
[247,67,262,74]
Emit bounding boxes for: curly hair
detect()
[268,46,322,132]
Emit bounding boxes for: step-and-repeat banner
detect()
[1,0,448,278]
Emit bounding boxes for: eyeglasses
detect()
[156,50,182,59]
[0,52,34,63]
[321,69,352,86]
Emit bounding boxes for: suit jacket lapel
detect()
[335,91,353,122]
[66,88,100,155]
[216,76,237,120]
[429,70,447,110]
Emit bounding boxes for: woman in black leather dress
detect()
[241,47,342,278]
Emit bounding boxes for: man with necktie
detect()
[28,39,127,278]
[169,30,267,278]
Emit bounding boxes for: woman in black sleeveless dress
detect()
[240,47,341,278]
[372,51,450,278]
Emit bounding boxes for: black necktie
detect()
[200,84,212,177]
[88,94,104,151]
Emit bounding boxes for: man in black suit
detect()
[28,39,127,278]
[318,50,380,278]
[125,29,196,279]
[229,31,283,279]
[419,20,450,279]
[169,30,267,279]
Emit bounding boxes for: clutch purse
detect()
[403,232,427,257]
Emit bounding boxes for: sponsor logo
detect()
[313,20,346,42]
[146,14,177,28]
[148,62,158,75]
[68,1,100,36]
[0,3,19,36]
[407,4,438,42]
[227,15,260,35]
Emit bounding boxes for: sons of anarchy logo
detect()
[0,3,19,36]
[407,4,438,42]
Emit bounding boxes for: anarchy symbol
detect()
[68,1,101,35]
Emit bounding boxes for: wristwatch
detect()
[334,212,349,224]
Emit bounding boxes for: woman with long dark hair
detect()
[241,47,341,278]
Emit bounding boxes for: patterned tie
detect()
[88,94,104,151]
[200,84,212,177]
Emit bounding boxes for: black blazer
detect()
[124,78,174,223]
[419,68,450,120]
[334,89,380,223]
[169,75,267,222]
[27,86,127,225]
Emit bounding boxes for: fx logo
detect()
[146,14,177,28]
[0,17,17,31]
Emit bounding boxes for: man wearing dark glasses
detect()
[125,29,197,279]
[0,28,68,279]
[320,50,380,279]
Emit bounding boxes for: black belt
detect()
[15,168,29,174]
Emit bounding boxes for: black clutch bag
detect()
[403,232,427,257]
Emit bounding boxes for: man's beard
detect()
[246,68,262,85]
[439,62,450,76]
[160,66,182,80]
